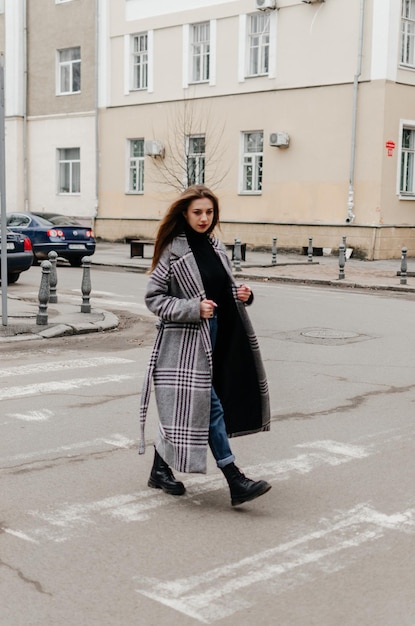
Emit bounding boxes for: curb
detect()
[0,309,119,343]
[234,272,415,293]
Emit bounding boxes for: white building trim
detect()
[209,19,217,87]
[126,0,238,21]
[5,0,25,116]
[371,0,399,81]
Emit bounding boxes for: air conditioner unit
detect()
[144,140,165,158]
[269,132,290,148]
[255,0,277,11]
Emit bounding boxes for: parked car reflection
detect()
[7,212,96,267]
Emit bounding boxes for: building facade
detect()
[96,0,415,259]
[1,0,97,224]
[2,1,415,258]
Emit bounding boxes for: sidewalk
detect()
[1,241,413,342]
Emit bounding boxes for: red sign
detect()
[385,141,395,157]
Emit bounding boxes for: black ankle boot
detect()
[148,449,186,496]
[221,462,271,506]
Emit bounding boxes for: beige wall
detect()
[27,0,95,116]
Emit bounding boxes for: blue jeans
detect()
[209,314,235,468]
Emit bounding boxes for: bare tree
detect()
[148,96,231,192]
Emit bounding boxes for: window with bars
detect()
[191,22,210,83]
[57,47,81,94]
[241,131,263,193]
[58,148,80,194]
[400,127,415,195]
[132,33,148,90]
[187,135,206,185]
[128,139,145,193]
[247,13,270,76]
[401,0,415,66]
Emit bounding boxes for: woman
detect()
[139,185,271,506]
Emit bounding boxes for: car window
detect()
[33,215,54,226]
[46,215,81,226]
[7,215,31,227]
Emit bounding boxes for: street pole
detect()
[0,56,8,326]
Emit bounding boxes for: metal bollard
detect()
[271,237,277,266]
[338,244,346,279]
[307,237,313,263]
[48,250,58,303]
[81,256,92,313]
[342,236,347,263]
[233,238,242,272]
[400,247,408,285]
[36,260,51,325]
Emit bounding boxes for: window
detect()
[132,33,148,90]
[58,148,80,194]
[57,47,81,94]
[128,140,145,193]
[247,13,270,76]
[402,1,415,66]
[241,131,263,193]
[190,22,210,82]
[187,135,205,185]
[400,126,415,194]
[0,0,4,13]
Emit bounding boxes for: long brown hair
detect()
[150,185,220,271]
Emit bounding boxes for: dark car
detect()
[0,227,34,283]
[6,212,96,266]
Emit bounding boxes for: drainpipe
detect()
[346,0,365,223]
[23,0,28,212]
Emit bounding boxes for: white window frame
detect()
[57,47,81,95]
[401,0,415,67]
[57,148,80,195]
[131,32,148,90]
[247,12,270,77]
[124,31,153,94]
[240,131,263,194]
[127,139,145,194]
[398,120,415,198]
[190,22,210,83]
[238,13,276,83]
[187,135,206,186]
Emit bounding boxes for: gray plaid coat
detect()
[139,233,270,473]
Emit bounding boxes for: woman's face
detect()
[183,198,214,234]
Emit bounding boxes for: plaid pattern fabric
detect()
[139,234,270,473]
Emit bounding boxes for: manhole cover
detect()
[301,329,359,340]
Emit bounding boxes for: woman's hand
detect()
[237,284,252,303]
[200,299,217,319]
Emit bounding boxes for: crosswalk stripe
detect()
[0,374,134,401]
[0,356,134,379]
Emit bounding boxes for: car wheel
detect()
[7,273,20,284]
[69,257,83,267]
[32,255,40,266]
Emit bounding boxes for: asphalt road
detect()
[1,267,415,625]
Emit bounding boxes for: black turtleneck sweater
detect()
[184,224,229,307]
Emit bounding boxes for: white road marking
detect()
[0,374,134,401]
[8,409,54,422]
[5,429,412,544]
[134,503,415,623]
[0,434,136,466]
[0,356,134,379]
[3,528,40,544]
[89,298,148,311]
